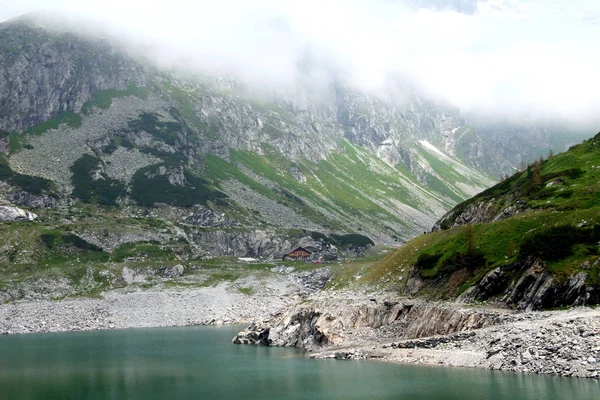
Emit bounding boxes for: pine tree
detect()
[532,161,542,186]
[507,240,515,257]
[465,224,475,255]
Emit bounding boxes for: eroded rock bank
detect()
[233,294,513,349]
[233,293,600,379]
[368,308,600,379]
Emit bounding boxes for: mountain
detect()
[0,14,494,263]
[463,116,593,177]
[363,132,600,310]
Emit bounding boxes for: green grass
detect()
[204,140,437,232]
[199,137,490,240]
[369,132,600,299]
[111,242,175,262]
[81,83,151,114]
[26,111,82,135]
[237,286,254,295]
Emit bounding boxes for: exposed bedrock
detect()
[233,297,511,350]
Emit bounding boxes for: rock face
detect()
[432,198,526,231]
[380,308,600,379]
[233,296,510,350]
[0,17,149,132]
[0,205,37,221]
[4,191,57,208]
[460,258,599,311]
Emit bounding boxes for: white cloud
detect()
[1,0,599,123]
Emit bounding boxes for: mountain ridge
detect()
[0,14,495,249]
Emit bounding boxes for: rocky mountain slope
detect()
[463,116,593,176]
[0,13,495,265]
[361,132,600,310]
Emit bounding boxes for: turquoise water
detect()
[0,325,597,399]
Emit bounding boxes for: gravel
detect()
[0,273,304,335]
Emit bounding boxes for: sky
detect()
[1,0,600,124]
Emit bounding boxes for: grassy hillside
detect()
[363,133,600,304]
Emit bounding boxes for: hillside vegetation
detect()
[364,133,600,309]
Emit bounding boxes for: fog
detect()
[1,0,600,124]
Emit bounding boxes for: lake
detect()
[0,325,597,399]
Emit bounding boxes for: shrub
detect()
[70,154,125,205]
[332,233,375,249]
[40,230,104,253]
[415,252,443,271]
[520,224,600,261]
[128,112,182,146]
[26,111,82,135]
[0,155,54,194]
[130,164,226,207]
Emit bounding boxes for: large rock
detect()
[159,264,184,278]
[5,191,57,208]
[0,205,37,221]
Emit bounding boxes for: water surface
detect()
[0,325,597,399]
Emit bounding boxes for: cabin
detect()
[282,247,312,261]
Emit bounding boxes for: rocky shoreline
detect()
[233,292,600,379]
[2,280,599,380]
[311,306,600,379]
[0,271,307,335]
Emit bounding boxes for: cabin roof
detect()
[282,247,312,256]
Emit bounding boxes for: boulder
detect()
[159,264,184,278]
[0,205,37,221]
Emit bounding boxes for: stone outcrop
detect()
[432,197,526,231]
[233,296,511,350]
[0,205,37,221]
[159,264,184,278]
[308,306,600,379]
[5,191,57,208]
[459,257,599,311]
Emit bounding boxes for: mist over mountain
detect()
[0,4,598,269]
[1,0,599,126]
[0,13,500,270]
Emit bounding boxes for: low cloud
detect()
[2,0,600,123]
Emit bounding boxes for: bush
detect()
[309,232,374,250]
[415,252,443,271]
[128,112,183,146]
[0,155,54,194]
[70,154,125,205]
[440,251,486,272]
[40,230,104,253]
[332,233,375,249]
[26,111,82,135]
[130,164,227,207]
[520,224,600,261]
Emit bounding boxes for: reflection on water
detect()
[0,325,597,400]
